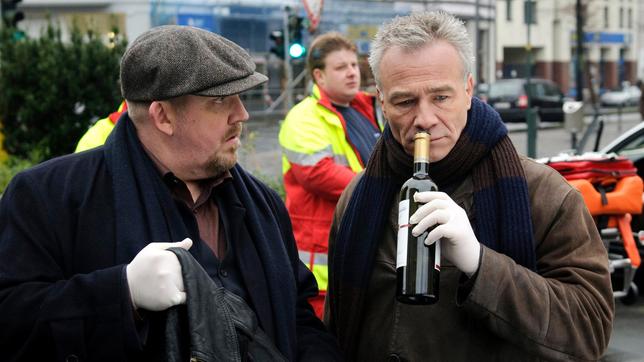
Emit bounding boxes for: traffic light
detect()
[287,14,306,59]
[269,30,285,59]
[1,0,24,28]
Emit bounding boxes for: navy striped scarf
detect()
[328,97,536,356]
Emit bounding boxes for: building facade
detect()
[316,0,496,87]
[19,0,150,44]
[496,0,639,96]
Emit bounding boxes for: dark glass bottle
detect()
[396,131,440,305]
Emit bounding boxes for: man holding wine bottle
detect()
[325,10,614,361]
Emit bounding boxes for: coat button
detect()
[220,268,228,277]
[388,353,401,362]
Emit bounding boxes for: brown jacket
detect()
[326,156,614,361]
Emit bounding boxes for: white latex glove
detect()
[410,192,481,277]
[126,238,193,311]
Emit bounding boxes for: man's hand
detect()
[126,238,193,311]
[410,192,481,277]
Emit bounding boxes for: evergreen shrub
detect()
[0,22,127,161]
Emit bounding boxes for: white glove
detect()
[410,192,481,277]
[126,238,193,311]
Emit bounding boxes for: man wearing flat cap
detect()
[0,25,340,360]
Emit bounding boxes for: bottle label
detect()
[435,239,441,271]
[397,199,410,268]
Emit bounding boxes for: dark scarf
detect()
[103,114,298,360]
[329,97,536,355]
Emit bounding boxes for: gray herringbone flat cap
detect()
[120,25,268,101]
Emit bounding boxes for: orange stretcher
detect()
[543,153,643,304]
[568,176,642,268]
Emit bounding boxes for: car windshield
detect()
[488,81,523,97]
[620,133,644,153]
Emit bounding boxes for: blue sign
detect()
[581,32,629,44]
[598,32,625,43]
[177,14,215,32]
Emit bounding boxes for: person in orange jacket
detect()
[75,101,127,152]
[279,32,384,318]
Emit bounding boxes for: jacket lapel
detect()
[218,181,276,342]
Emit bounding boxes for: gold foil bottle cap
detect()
[413,131,430,162]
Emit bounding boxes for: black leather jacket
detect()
[163,248,286,362]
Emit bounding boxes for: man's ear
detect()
[312,68,324,86]
[376,87,387,118]
[149,101,175,136]
[466,73,474,110]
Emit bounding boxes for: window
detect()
[524,0,537,24]
[619,7,623,28]
[529,83,546,98]
[488,80,523,98]
[620,133,644,153]
[628,8,632,28]
[506,0,513,21]
[604,7,609,28]
[543,82,562,97]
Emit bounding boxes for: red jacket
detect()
[279,86,382,311]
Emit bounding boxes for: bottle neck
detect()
[413,161,429,177]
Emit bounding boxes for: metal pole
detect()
[282,6,293,111]
[617,104,623,132]
[575,0,583,102]
[264,69,307,113]
[475,0,481,90]
[525,2,537,158]
[571,132,578,151]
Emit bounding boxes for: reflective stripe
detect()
[299,250,329,291]
[283,147,333,166]
[298,250,328,267]
[333,155,349,167]
[283,147,350,168]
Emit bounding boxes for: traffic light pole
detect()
[282,6,294,111]
[525,2,537,158]
[575,0,583,103]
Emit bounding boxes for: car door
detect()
[537,81,564,122]
[626,86,642,106]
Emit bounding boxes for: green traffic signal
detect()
[287,14,306,59]
[289,43,305,59]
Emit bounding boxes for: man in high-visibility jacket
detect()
[75,101,127,152]
[279,32,384,318]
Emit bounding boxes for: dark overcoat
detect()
[0,124,338,361]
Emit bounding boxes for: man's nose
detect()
[413,99,439,130]
[230,95,249,123]
[348,65,359,77]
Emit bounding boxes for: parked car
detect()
[601,122,644,181]
[476,82,489,99]
[600,84,642,107]
[599,122,644,229]
[600,122,644,233]
[487,78,565,123]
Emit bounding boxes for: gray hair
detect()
[125,100,151,124]
[369,10,475,89]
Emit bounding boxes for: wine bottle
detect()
[396,131,440,305]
